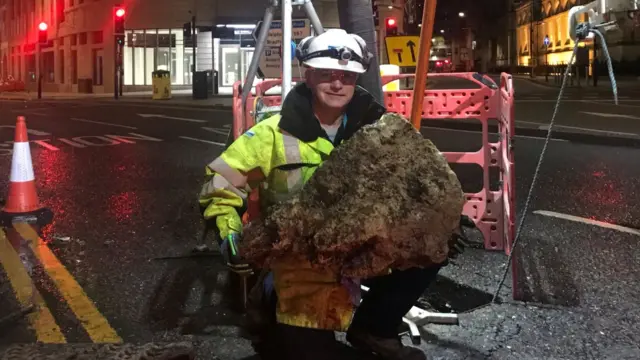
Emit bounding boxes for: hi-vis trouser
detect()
[199,114,354,331]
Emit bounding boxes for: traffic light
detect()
[386,17,398,36]
[372,1,379,27]
[38,22,48,44]
[114,6,125,46]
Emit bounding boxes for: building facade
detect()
[0,0,341,94]
[515,0,640,67]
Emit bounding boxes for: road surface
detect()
[1,78,639,359]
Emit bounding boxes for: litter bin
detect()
[152,70,172,100]
[204,70,219,95]
[193,71,208,99]
[212,70,219,95]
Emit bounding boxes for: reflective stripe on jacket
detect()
[199,82,386,331]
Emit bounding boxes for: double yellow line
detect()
[0,224,121,343]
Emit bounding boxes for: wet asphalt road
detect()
[0,80,640,359]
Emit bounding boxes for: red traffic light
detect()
[38,22,48,31]
[386,18,396,27]
[115,8,125,17]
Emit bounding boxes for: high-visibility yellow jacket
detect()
[199,82,386,331]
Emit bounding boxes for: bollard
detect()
[570,65,574,86]
[545,65,549,82]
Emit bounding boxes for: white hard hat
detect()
[296,29,372,74]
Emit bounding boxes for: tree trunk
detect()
[337,0,383,105]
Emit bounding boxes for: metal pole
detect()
[410,0,438,130]
[282,0,293,99]
[119,44,123,96]
[303,0,324,34]
[114,40,119,100]
[37,44,42,99]
[192,15,196,82]
[241,4,276,104]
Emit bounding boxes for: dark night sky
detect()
[430,0,510,38]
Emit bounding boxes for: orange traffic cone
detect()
[1,116,52,226]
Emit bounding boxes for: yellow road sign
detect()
[385,36,421,67]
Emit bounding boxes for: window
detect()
[43,51,54,82]
[123,28,200,86]
[59,49,64,83]
[92,49,103,85]
[92,31,103,44]
[124,31,133,85]
[133,30,144,85]
[145,29,156,85]
[27,55,36,82]
[71,50,77,84]
[57,0,64,23]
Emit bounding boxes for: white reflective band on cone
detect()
[10,142,35,183]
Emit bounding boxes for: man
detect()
[199,29,442,360]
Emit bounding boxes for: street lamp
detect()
[440,29,445,34]
[458,12,465,18]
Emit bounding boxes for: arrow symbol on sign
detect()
[393,49,403,64]
[137,114,207,123]
[407,40,417,63]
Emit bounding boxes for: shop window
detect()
[124,31,133,85]
[43,51,54,83]
[124,28,193,86]
[145,29,157,85]
[131,30,144,85]
[27,54,36,82]
[157,29,172,74]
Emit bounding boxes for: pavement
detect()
[513,74,640,90]
[0,77,639,359]
[0,90,233,109]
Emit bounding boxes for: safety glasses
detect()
[312,69,359,85]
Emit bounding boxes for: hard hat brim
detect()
[303,58,367,74]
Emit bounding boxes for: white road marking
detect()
[580,111,640,120]
[534,210,640,236]
[517,99,640,103]
[32,140,60,151]
[202,127,229,135]
[537,124,639,137]
[421,126,568,142]
[517,120,546,125]
[0,125,50,136]
[70,118,138,129]
[92,102,230,112]
[138,114,207,123]
[179,136,226,146]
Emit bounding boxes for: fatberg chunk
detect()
[241,113,465,278]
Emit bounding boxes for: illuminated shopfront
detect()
[123,29,195,86]
[121,25,256,93]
